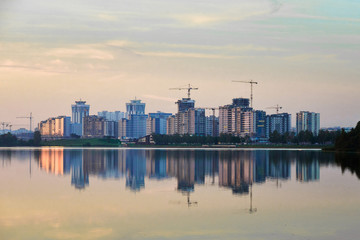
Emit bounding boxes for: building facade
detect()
[98,111,126,122]
[71,100,90,136]
[118,99,148,139]
[296,111,320,136]
[266,113,292,138]
[39,116,71,139]
[83,115,106,138]
[218,98,261,137]
[176,98,195,112]
[205,116,219,137]
[146,112,172,135]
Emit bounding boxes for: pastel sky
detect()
[0,0,359,128]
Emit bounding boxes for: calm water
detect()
[1,148,360,240]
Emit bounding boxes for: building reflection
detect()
[296,160,320,182]
[219,151,253,195]
[30,148,339,193]
[125,150,146,191]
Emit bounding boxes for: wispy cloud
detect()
[135,51,236,59]
[46,47,114,60]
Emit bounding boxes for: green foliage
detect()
[0,133,19,146]
[33,131,41,146]
[0,132,42,147]
[335,121,360,152]
[42,138,121,147]
[269,130,340,145]
[152,134,245,145]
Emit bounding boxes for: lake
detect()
[1,148,360,240]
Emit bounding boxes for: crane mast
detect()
[266,105,283,114]
[232,80,258,108]
[169,83,198,99]
[17,112,33,132]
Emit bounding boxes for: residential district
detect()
[31,91,322,143]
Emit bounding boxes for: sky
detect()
[0,0,359,128]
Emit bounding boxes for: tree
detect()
[33,131,41,146]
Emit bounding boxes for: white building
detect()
[296,111,320,136]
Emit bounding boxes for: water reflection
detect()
[1,148,355,196]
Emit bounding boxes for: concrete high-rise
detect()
[266,113,291,138]
[71,100,90,136]
[98,111,126,121]
[119,99,148,139]
[146,112,172,135]
[39,116,71,139]
[126,99,145,115]
[206,116,219,137]
[176,98,195,112]
[296,111,320,136]
[218,98,258,137]
[82,115,106,138]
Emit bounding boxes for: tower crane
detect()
[17,112,33,132]
[1,122,10,134]
[266,105,282,114]
[232,80,258,108]
[169,84,198,99]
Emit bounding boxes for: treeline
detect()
[152,130,341,145]
[152,134,249,145]
[269,130,341,144]
[334,121,360,152]
[0,131,41,147]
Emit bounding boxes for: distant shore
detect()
[38,138,329,149]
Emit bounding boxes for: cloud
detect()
[46,47,114,60]
[135,51,236,59]
[0,60,70,74]
[96,13,118,22]
[281,13,360,22]
[282,54,338,63]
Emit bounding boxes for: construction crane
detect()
[249,183,257,214]
[8,124,27,133]
[266,104,282,114]
[17,112,33,132]
[169,84,198,99]
[1,122,10,134]
[232,80,258,108]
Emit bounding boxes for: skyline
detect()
[1,0,360,128]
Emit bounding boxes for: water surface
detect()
[1,148,360,240]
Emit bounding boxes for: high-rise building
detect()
[39,116,71,139]
[219,104,233,134]
[253,110,266,138]
[166,115,176,135]
[266,113,291,138]
[126,99,145,115]
[296,111,320,136]
[232,98,250,108]
[218,98,257,137]
[104,120,118,138]
[118,99,148,139]
[83,115,106,138]
[71,100,90,136]
[176,98,195,112]
[98,111,126,121]
[167,97,205,136]
[169,108,206,136]
[205,116,219,137]
[146,112,172,135]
